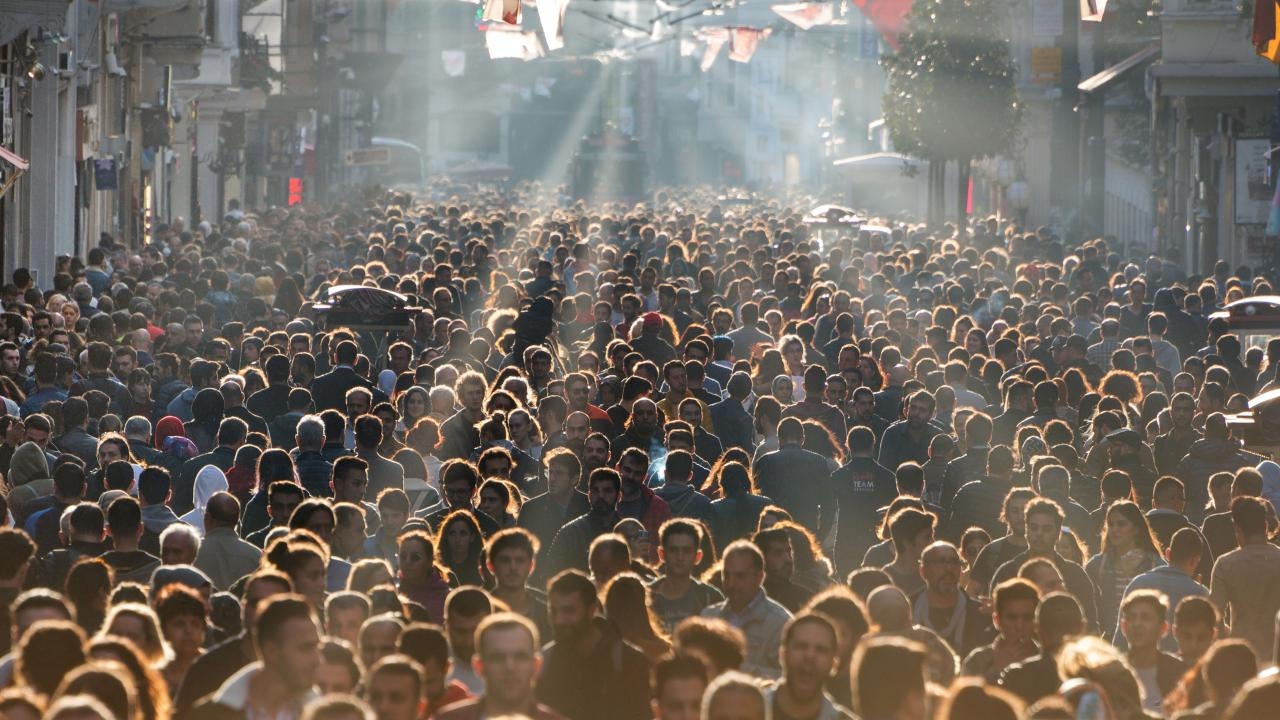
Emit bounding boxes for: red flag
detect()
[729,28,771,63]
[697,28,730,71]
[849,0,912,50]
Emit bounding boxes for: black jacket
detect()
[246,384,290,420]
[710,493,771,549]
[947,477,1015,541]
[755,443,836,538]
[655,483,714,525]
[310,365,385,413]
[829,456,896,574]
[537,617,651,720]
[709,397,755,453]
[546,511,618,577]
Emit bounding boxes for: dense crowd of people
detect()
[2,184,1280,719]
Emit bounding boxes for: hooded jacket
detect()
[7,441,52,520]
[654,482,713,524]
[164,385,200,423]
[1176,438,1260,521]
[184,388,225,454]
[180,465,229,536]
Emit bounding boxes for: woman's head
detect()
[438,510,484,569]
[478,478,520,521]
[398,386,429,423]
[603,572,665,640]
[265,534,329,606]
[396,529,440,583]
[1102,501,1159,556]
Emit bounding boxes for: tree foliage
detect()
[881,0,1022,162]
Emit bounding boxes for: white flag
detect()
[482,0,522,25]
[536,0,570,50]
[441,50,467,77]
[696,28,730,71]
[729,28,770,62]
[680,37,699,57]
[770,2,835,29]
[486,27,544,60]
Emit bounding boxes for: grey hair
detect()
[296,414,326,449]
[702,671,768,719]
[123,416,152,441]
[160,523,202,553]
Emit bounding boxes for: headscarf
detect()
[8,441,49,486]
[156,416,186,445]
[179,465,229,536]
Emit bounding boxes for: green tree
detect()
[881,0,1022,229]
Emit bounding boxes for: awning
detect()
[1078,43,1159,94]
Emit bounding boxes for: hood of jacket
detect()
[140,503,182,533]
[1188,437,1240,462]
[9,441,49,486]
[193,464,230,511]
[655,482,701,513]
[191,387,225,423]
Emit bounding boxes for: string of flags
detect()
[466,0,571,61]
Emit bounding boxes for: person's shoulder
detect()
[435,697,482,720]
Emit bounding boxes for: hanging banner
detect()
[729,28,771,62]
[536,0,570,50]
[770,2,835,30]
[441,50,467,77]
[697,28,730,71]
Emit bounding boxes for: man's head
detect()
[919,541,963,597]
[658,519,703,580]
[1023,498,1064,555]
[547,570,598,644]
[359,614,406,671]
[317,639,362,695]
[474,614,543,709]
[545,447,582,496]
[851,637,927,720]
[268,481,305,527]
[628,398,660,437]
[701,671,766,720]
[905,390,935,430]
[486,528,538,591]
[331,456,370,503]
[444,587,493,662]
[254,595,322,697]
[1035,591,1085,652]
[367,655,425,720]
[1173,596,1219,665]
[440,459,481,510]
[992,578,1039,649]
[888,508,936,562]
[779,613,839,701]
[324,592,371,648]
[159,523,201,565]
[720,541,766,610]
[1120,590,1169,652]
[588,468,622,516]
[651,653,708,720]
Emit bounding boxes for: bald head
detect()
[889,364,909,385]
[867,586,911,632]
[205,491,242,529]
